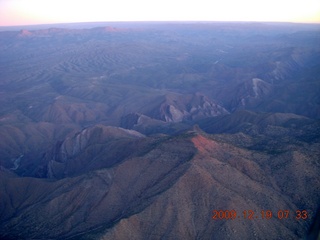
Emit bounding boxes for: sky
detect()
[0,0,320,26]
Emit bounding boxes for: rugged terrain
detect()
[0,22,319,239]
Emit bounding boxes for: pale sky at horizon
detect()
[0,0,320,26]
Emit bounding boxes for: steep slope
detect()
[0,132,196,239]
[227,78,273,111]
[0,122,80,177]
[0,126,319,239]
[46,125,147,178]
[99,132,320,240]
[146,92,229,122]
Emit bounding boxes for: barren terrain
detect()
[0,22,319,239]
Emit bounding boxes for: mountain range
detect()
[0,22,319,239]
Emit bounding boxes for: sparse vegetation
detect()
[0,22,319,239]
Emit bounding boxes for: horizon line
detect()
[1,20,320,29]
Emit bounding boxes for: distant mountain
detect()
[17,26,128,38]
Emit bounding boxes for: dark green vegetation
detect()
[0,22,319,239]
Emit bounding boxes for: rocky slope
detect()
[0,22,319,239]
[0,122,319,239]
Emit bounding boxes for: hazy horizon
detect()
[1,20,320,32]
[1,0,320,27]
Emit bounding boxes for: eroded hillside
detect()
[0,22,319,239]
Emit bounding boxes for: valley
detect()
[0,22,319,239]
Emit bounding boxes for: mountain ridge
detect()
[0,22,319,239]
[1,126,318,239]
